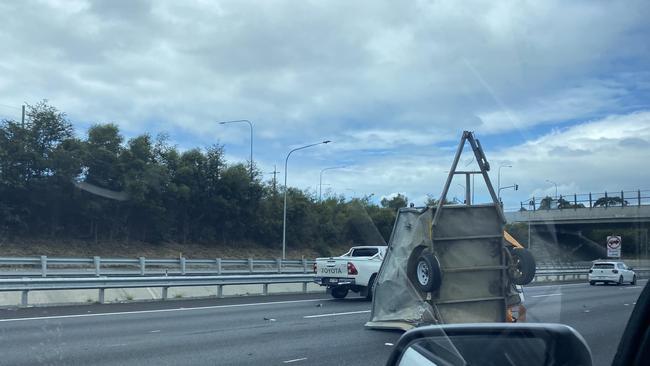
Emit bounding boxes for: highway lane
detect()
[0,281,645,366]
[524,280,647,366]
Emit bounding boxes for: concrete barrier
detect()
[0,283,325,308]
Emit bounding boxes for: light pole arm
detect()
[219,119,254,181]
[319,166,346,201]
[282,140,331,259]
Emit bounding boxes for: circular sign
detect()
[607,236,621,249]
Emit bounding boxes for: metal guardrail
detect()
[0,255,647,307]
[0,274,316,307]
[0,256,316,277]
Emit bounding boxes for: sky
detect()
[1,0,649,209]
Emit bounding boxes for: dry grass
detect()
[0,238,351,260]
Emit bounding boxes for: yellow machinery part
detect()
[504,230,524,249]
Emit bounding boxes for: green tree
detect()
[557,197,585,209]
[593,196,628,207]
[0,102,404,253]
[539,196,553,210]
[381,194,408,210]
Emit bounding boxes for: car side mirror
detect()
[386,323,592,366]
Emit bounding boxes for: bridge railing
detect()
[519,189,650,211]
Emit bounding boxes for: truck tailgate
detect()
[317,259,347,277]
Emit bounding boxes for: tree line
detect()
[0,102,408,254]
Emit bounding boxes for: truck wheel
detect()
[632,275,637,285]
[408,249,442,293]
[365,274,377,301]
[508,248,536,285]
[331,286,348,299]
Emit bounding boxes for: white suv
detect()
[588,261,637,286]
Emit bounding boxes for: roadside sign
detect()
[607,235,622,258]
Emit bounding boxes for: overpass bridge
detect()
[506,205,650,225]
[504,189,650,262]
[506,189,650,225]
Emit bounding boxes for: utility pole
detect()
[268,165,279,192]
[21,105,25,127]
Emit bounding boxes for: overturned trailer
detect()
[366,131,535,330]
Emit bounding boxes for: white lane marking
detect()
[385,343,394,346]
[624,304,630,306]
[283,357,307,363]
[149,330,161,333]
[622,286,641,289]
[528,283,591,290]
[303,310,371,319]
[531,293,562,298]
[0,298,332,323]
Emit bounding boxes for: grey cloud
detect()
[1,0,649,206]
[548,146,591,157]
[2,0,648,138]
[618,137,649,148]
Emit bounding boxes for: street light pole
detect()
[283,140,331,259]
[219,120,254,181]
[319,166,345,201]
[546,179,558,198]
[497,164,512,201]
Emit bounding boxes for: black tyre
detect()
[632,275,637,285]
[617,276,624,286]
[365,274,377,300]
[589,281,595,286]
[508,248,536,285]
[331,286,348,299]
[408,249,442,293]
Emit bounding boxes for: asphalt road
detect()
[0,280,645,366]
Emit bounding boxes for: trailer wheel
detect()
[508,247,536,285]
[408,248,442,293]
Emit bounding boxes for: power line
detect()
[0,103,21,110]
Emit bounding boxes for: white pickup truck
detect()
[314,246,387,300]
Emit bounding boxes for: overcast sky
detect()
[1,0,649,208]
